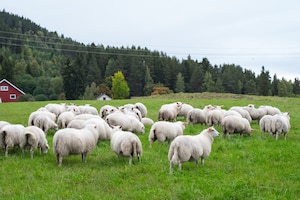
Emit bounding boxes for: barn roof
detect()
[0,79,25,95]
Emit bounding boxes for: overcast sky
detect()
[2,0,300,80]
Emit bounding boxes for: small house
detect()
[0,79,25,103]
[96,93,112,101]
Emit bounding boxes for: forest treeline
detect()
[0,10,299,100]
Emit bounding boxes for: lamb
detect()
[28,110,56,126]
[0,124,26,157]
[158,102,183,121]
[148,121,186,146]
[186,108,207,125]
[177,103,194,119]
[271,112,290,140]
[134,102,148,118]
[110,129,143,165]
[53,123,99,166]
[20,126,49,158]
[106,111,145,134]
[33,115,58,135]
[168,127,220,173]
[221,115,253,138]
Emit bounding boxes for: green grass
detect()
[0,93,300,199]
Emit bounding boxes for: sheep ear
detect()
[208,127,213,132]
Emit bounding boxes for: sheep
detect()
[67,119,86,129]
[110,129,143,165]
[28,110,56,126]
[271,112,290,140]
[259,115,273,136]
[141,117,154,125]
[53,123,99,166]
[99,105,117,118]
[0,124,26,157]
[78,104,98,115]
[229,107,252,123]
[0,121,10,130]
[148,121,186,146]
[134,102,148,118]
[74,114,101,121]
[105,111,145,134]
[221,115,253,138]
[45,103,67,117]
[259,105,281,116]
[168,127,220,173]
[119,106,142,121]
[57,108,81,129]
[33,115,58,135]
[20,126,49,158]
[82,118,114,141]
[206,109,224,126]
[242,104,267,122]
[158,102,183,121]
[186,108,207,125]
[177,103,194,119]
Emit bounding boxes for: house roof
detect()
[0,79,25,95]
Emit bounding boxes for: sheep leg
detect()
[4,146,8,157]
[57,155,63,166]
[201,158,205,166]
[30,147,34,159]
[169,162,174,174]
[178,162,182,170]
[129,156,132,166]
[82,153,87,163]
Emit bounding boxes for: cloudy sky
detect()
[2,0,300,80]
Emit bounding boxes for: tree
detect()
[175,72,185,93]
[202,71,215,92]
[258,66,271,96]
[83,82,98,100]
[271,74,279,96]
[143,65,154,96]
[293,78,300,95]
[0,47,14,82]
[111,71,130,99]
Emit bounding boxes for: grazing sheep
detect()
[106,111,145,134]
[243,104,267,122]
[28,110,56,126]
[221,115,253,138]
[149,121,186,146]
[0,121,10,130]
[20,126,49,158]
[229,107,252,123]
[53,124,99,166]
[271,112,290,140]
[110,129,143,165]
[158,102,183,121]
[259,105,281,116]
[74,114,101,121]
[168,127,220,173]
[0,124,26,157]
[259,115,273,136]
[206,109,224,126]
[57,108,81,129]
[186,108,207,125]
[177,103,194,119]
[134,102,148,118]
[67,119,86,129]
[33,115,58,135]
[82,118,114,141]
[141,117,154,125]
[119,106,142,121]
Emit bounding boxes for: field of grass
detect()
[0,93,299,199]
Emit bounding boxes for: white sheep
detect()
[259,115,273,136]
[105,111,145,134]
[148,121,186,146]
[271,112,290,140]
[186,108,207,125]
[33,115,58,135]
[53,123,99,166]
[0,121,10,130]
[221,115,253,138]
[158,102,183,121]
[110,129,143,165]
[82,118,114,141]
[243,104,267,122]
[134,102,148,118]
[28,110,56,126]
[141,117,154,125]
[229,107,252,123]
[99,105,117,118]
[78,104,98,115]
[0,124,26,157]
[119,106,142,121]
[20,126,49,158]
[67,119,86,129]
[74,114,101,121]
[206,109,224,126]
[259,105,281,116]
[177,103,194,119]
[45,103,67,117]
[168,127,220,173]
[57,107,81,129]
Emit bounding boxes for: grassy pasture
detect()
[0,93,299,199]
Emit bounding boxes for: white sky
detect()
[2,0,300,80]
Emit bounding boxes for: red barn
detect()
[0,79,25,103]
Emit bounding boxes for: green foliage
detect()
[112,71,130,99]
[175,72,185,93]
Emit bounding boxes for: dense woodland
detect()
[0,10,299,100]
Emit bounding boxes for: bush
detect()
[34,94,48,101]
[17,94,35,102]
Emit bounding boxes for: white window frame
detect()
[10,94,16,99]
[0,86,8,91]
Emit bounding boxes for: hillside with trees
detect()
[0,10,299,100]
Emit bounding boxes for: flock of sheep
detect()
[0,101,290,173]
